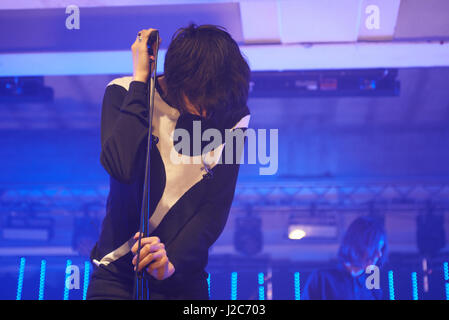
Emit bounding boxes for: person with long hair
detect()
[86,24,251,300]
[303,216,388,300]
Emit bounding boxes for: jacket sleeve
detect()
[302,270,324,300]
[165,161,241,276]
[100,81,149,184]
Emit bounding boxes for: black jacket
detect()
[303,263,383,300]
[90,75,250,298]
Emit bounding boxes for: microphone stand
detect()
[134,31,160,300]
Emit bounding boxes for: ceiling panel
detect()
[278,0,361,43]
[0,0,229,10]
[357,0,401,40]
[395,0,449,40]
[239,0,281,44]
[0,3,243,53]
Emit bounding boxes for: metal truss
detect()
[1,179,449,215]
[232,179,449,210]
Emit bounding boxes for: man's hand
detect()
[131,28,162,83]
[131,232,175,281]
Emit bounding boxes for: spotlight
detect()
[287,208,337,241]
[288,227,306,240]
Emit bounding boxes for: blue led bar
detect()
[411,272,418,300]
[231,272,238,300]
[207,273,211,299]
[388,270,395,300]
[444,262,449,281]
[294,272,301,300]
[63,259,72,300]
[444,262,449,301]
[38,260,47,300]
[83,261,90,300]
[258,272,265,300]
[16,257,26,300]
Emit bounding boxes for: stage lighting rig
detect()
[0,76,54,103]
[249,69,400,98]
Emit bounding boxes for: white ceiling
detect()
[1,0,448,43]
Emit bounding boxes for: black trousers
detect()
[86,264,209,300]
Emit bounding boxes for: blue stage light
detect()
[231,272,238,300]
[38,260,47,300]
[294,272,301,300]
[411,272,418,300]
[83,261,90,300]
[444,262,448,281]
[16,257,26,300]
[63,260,72,300]
[388,270,395,300]
[258,272,265,300]
[444,262,449,300]
[207,273,211,299]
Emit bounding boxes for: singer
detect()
[86,24,251,300]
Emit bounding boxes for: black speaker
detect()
[416,212,445,257]
[234,215,263,256]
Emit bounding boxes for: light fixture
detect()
[0,76,53,103]
[287,208,338,241]
[288,227,306,240]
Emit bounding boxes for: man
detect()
[87,24,251,299]
[303,216,388,300]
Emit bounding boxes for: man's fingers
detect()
[131,235,161,253]
[133,232,161,241]
[133,29,147,44]
[135,249,166,272]
[135,252,154,272]
[132,243,164,264]
[132,29,152,51]
[132,241,162,257]
[147,255,168,274]
[137,28,158,42]
[138,29,149,38]
[132,232,160,242]
[132,28,160,65]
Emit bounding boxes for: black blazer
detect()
[91,76,250,299]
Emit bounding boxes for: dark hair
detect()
[338,216,388,268]
[164,24,250,119]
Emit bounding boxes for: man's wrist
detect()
[133,74,149,83]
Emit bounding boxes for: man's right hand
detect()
[131,28,161,83]
[131,232,175,281]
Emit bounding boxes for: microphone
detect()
[147,30,159,56]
